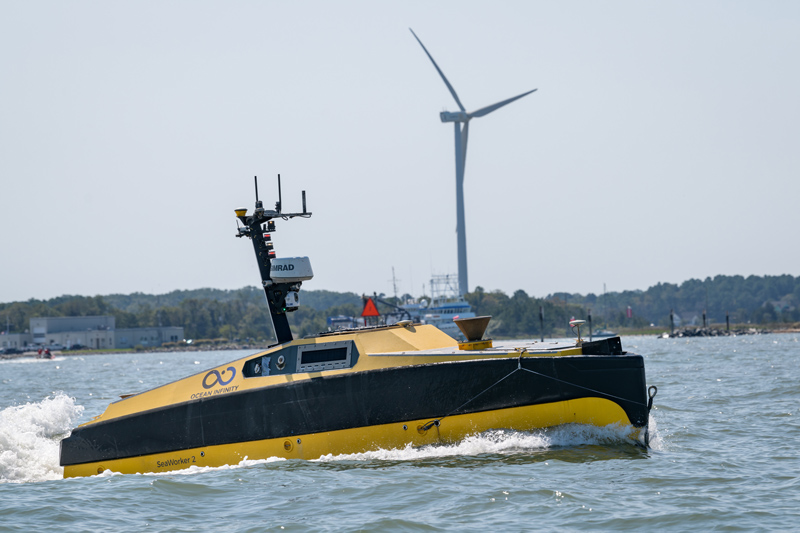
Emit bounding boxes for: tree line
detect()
[1,274,797,342]
[549,274,800,328]
[0,289,364,343]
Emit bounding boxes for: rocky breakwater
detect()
[659,327,770,338]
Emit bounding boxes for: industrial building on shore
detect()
[0,316,183,350]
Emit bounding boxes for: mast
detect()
[235,175,311,345]
[390,267,399,301]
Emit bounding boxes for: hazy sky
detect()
[2,1,799,303]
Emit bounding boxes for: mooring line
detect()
[516,366,649,407]
[420,366,521,431]
[421,356,652,431]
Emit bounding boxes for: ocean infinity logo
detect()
[202,366,236,389]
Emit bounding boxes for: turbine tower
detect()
[410,28,537,296]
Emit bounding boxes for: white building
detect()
[1,316,184,350]
[115,327,183,349]
[30,316,115,350]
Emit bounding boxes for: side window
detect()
[241,341,359,377]
[296,341,353,372]
[242,356,271,377]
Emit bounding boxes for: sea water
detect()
[1,336,799,531]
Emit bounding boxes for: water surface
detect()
[1,336,798,530]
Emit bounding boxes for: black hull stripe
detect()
[60,355,647,466]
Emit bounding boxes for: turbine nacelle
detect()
[440,111,470,123]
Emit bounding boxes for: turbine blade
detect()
[468,88,537,118]
[409,28,465,112]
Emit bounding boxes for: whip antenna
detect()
[276,174,282,213]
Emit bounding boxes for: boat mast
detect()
[235,175,311,345]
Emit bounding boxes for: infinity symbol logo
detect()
[202,366,236,389]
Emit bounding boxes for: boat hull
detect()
[61,354,648,477]
[63,397,639,477]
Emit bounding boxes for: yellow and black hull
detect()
[63,397,639,478]
[61,330,649,478]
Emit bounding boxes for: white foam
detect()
[315,423,644,463]
[646,414,666,451]
[150,455,288,476]
[0,393,84,483]
[92,455,287,478]
[0,356,65,365]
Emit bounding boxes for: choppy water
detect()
[1,335,799,531]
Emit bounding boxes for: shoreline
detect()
[0,342,273,360]
[4,326,800,360]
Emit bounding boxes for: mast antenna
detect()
[235,174,313,345]
[276,174,282,213]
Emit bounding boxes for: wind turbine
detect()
[410,28,537,296]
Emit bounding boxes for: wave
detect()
[317,421,660,463]
[0,356,66,365]
[0,393,84,483]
